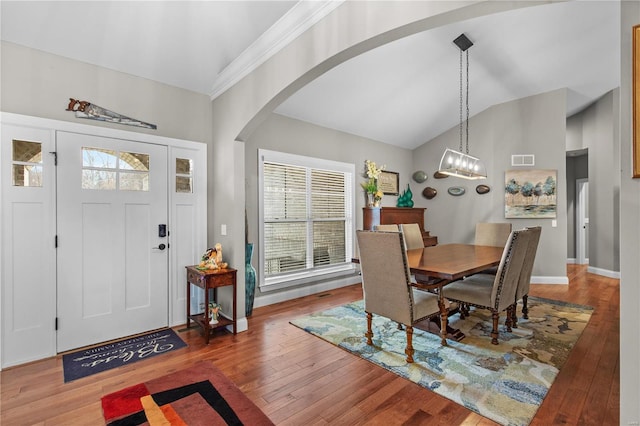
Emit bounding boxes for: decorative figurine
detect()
[198,243,229,270]
[209,302,221,325]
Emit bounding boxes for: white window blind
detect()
[259,150,354,290]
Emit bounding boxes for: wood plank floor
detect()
[0,265,619,425]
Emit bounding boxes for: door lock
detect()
[153,243,166,251]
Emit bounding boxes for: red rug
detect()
[101,361,273,425]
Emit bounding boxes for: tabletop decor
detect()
[291,296,593,426]
[396,184,414,207]
[361,159,385,206]
[505,169,557,218]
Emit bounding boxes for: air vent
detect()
[511,154,535,167]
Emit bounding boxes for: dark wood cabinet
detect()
[363,207,437,246]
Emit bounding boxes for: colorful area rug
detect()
[290,296,593,426]
[63,328,187,382]
[102,361,274,425]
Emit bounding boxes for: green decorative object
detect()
[396,184,414,207]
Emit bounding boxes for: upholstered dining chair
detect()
[375,224,399,231]
[475,222,512,247]
[511,226,542,326]
[356,230,446,363]
[399,223,439,285]
[399,223,424,250]
[474,222,512,275]
[442,228,531,345]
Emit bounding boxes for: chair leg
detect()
[405,325,414,363]
[491,311,499,345]
[505,305,513,332]
[522,294,529,319]
[365,312,373,345]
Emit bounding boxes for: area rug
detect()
[290,296,593,426]
[101,361,274,425]
[63,328,187,382]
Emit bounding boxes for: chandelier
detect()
[437,33,487,180]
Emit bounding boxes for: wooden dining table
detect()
[353,243,504,345]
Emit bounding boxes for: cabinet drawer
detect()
[207,272,235,287]
[187,269,205,286]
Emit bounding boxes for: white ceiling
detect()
[1,1,620,150]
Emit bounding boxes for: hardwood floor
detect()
[0,265,619,425]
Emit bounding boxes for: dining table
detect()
[353,243,505,345]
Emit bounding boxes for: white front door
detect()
[56,132,169,352]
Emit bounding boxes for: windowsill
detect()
[259,263,357,292]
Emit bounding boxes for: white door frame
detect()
[0,112,207,368]
[576,178,589,265]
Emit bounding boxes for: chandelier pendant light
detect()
[438,33,487,180]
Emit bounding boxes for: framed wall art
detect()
[378,170,399,195]
[505,169,557,218]
[633,24,640,178]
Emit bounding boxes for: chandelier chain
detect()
[459,50,464,153]
[466,49,470,155]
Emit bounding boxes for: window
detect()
[175,158,193,193]
[12,139,42,187]
[259,149,355,291]
[82,147,149,191]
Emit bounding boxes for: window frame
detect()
[258,149,356,292]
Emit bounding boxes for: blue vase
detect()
[245,243,257,317]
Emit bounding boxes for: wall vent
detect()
[511,154,535,167]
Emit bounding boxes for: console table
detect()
[363,207,437,246]
[186,266,237,344]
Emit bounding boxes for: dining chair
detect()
[399,223,424,250]
[375,224,399,231]
[474,222,512,275]
[442,228,531,345]
[475,222,512,247]
[511,226,542,327]
[399,223,440,286]
[356,230,446,362]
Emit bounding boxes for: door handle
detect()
[153,243,166,251]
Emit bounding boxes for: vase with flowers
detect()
[360,160,385,207]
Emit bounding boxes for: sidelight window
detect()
[12,139,43,187]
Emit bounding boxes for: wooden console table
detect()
[186,266,237,344]
[363,207,437,246]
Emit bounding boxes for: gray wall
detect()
[583,91,620,273]
[412,89,568,280]
[619,0,639,421]
[0,41,213,144]
[244,112,412,303]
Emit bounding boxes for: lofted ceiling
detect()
[1,1,620,150]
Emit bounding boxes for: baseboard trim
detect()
[587,266,621,279]
[531,275,569,285]
[233,317,249,333]
[253,274,361,309]
[567,258,577,264]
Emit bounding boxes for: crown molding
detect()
[209,0,344,100]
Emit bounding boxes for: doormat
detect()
[63,328,187,383]
[102,361,274,425]
[290,297,593,426]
